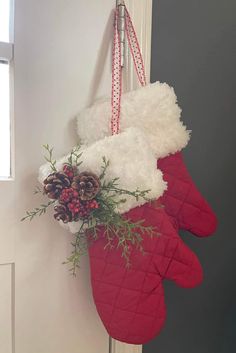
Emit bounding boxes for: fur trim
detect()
[77,81,190,159]
[39,128,167,234]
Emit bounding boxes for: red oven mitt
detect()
[89,202,203,344]
[39,127,204,345]
[76,82,217,239]
[74,82,217,344]
[158,152,217,236]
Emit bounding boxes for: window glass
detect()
[0,0,11,42]
[0,63,10,178]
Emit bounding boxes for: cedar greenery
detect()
[43,144,57,172]
[22,145,158,275]
[21,200,56,221]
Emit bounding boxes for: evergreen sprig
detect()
[66,145,83,169]
[63,220,89,276]
[21,200,56,221]
[43,144,57,172]
[34,186,42,195]
[65,172,158,275]
[22,145,160,275]
[99,157,110,180]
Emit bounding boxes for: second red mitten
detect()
[89,202,203,344]
[158,152,217,236]
[76,82,217,238]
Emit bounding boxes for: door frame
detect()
[0,0,153,351]
[111,1,153,352]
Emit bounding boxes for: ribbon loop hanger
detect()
[111,2,147,135]
[116,0,125,68]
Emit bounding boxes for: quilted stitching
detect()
[88,152,217,344]
[158,152,217,236]
[89,205,203,344]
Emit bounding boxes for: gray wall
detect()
[144,1,236,353]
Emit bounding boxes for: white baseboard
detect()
[110,339,143,353]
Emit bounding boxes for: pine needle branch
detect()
[66,145,83,169]
[43,144,57,172]
[23,149,161,275]
[101,173,151,202]
[34,186,43,195]
[21,200,56,221]
[99,157,110,180]
[63,220,88,276]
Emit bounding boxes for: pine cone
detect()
[44,172,71,199]
[54,204,72,223]
[71,172,100,200]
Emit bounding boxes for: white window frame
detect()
[0,42,13,62]
[0,0,14,180]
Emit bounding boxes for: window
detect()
[0,0,13,179]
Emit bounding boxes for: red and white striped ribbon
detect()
[125,7,147,87]
[111,8,122,135]
[111,5,146,135]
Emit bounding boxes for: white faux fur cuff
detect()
[77,82,190,159]
[39,128,167,234]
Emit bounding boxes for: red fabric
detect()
[88,152,217,344]
[158,152,217,237]
[89,203,203,344]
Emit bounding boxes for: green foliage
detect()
[43,144,57,172]
[65,159,158,275]
[21,200,56,221]
[66,145,83,169]
[34,186,42,195]
[22,145,160,276]
[63,220,89,276]
[99,157,110,180]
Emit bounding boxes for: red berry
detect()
[62,165,76,179]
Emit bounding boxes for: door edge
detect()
[111,0,153,352]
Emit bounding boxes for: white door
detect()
[0,1,152,353]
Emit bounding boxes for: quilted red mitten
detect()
[77,82,217,238]
[158,152,217,236]
[89,202,203,344]
[39,127,203,345]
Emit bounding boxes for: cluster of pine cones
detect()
[43,165,100,223]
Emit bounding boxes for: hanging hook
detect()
[116,0,125,67]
